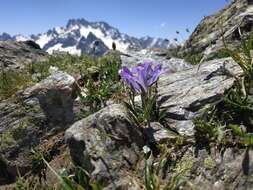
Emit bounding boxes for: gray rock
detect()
[145,122,178,143]
[77,33,109,55]
[186,147,253,190]
[157,58,242,136]
[22,71,76,124]
[121,51,242,137]
[121,49,192,73]
[65,104,144,190]
[63,54,243,189]
[148,146,253,190]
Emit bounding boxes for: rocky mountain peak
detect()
[0,18,170,56]
[66,18,90,28]
[0,33,12,41]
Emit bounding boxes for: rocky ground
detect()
[65,56,250,189]
[0,42,250,189]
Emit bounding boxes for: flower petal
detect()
[120,67,140,92]
[148,64,162,86]
[135,68,149,93]
[119,62,162,94]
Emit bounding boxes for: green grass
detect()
[193,84,253,150]
[192,29,253,150]
[0,117,31,151]
[0,52,122,102]
[0,130,16,150]
[184,53,203,65]
[13,151,103,190]
[181,48,230,65]
[144,153,195,190]
[205,49,230,61]
[77,53,122,113]
[0,69,33,101]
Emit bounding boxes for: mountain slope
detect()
[182,0,253,57]
[0,18,170,55]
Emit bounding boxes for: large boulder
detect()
[65,104,145,190]
[22,71,76,125]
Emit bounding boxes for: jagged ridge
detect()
[0,18,170,55]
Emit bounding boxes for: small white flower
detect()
[49,66,59,74]
[118,69,122,75]
[31,73,42,81]
[143,145,151,154]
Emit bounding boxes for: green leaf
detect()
[123,101,141,126]
[227,124,245,137]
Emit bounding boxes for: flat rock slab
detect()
[158,58,242,136]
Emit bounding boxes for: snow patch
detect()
[15,35,30,42]
[150,38,158,47]
[47,43,81,55]
[79,25,130,52]
[36,34,53,48]
[55,27,64,34]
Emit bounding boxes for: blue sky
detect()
[0,0,229,39]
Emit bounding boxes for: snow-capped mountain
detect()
[0,18,170,55]
[139,36,170,49]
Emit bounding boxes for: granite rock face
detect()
[144,122,178,143]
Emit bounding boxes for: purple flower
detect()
[120,62,162,93]
[120,66,141,92]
